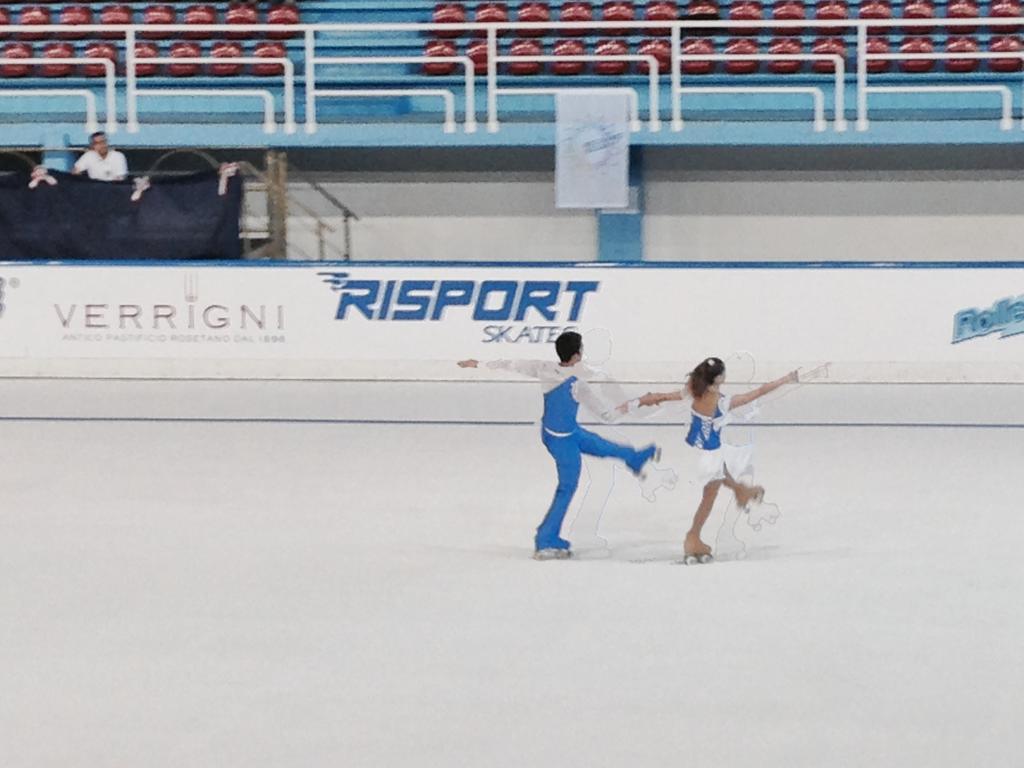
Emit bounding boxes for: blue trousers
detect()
[536,427,650,550]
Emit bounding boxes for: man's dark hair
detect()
[555,331,582,363]
[89,131,107,145]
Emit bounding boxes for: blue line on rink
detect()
[0,416,1023,428]
[4,260,1024,269]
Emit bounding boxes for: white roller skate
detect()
[681,533,714,565]
[533,548,572,561]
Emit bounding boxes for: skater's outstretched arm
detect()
[731,370,799,409]
[614,387,690,414]
[458,359,547,379]
[574,377,622,424]
[639,389,689,407]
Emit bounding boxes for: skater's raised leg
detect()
[722,468,764,509]
[576,428,658,476]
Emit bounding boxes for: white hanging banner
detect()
[555,90,630,209]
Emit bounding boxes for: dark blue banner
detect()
[0,169,242,261]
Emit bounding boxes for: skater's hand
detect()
[457,359,479,368]
[785,369,799,384]
[638,392,660,407]
[614,398,639,415]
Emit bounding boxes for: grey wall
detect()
[287,172,596,262]
[279,146,1024,262]
[645,174,1024,262]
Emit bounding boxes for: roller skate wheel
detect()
[684,555,699,565]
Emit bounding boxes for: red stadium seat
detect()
[41,41,73,76]
[209,40,243,75]
[858,0,892,33]
[59,5,93,40]
[133,42,160,76]
[988,34,1023,71]
[552,37,586,74]
[517,2,550,36]
[866,36,891,71]
[432,2,465,37]
[474,1,509,35]
[422,38,457,74]
[989,0,1021,33]
[944,35,979,72]
[601,1,635,34]
[768,36,802,72]
[811,36,845,72]
[168,40,201,75]
[17,6,50,42]
[82,42,117,77]
[771,1,805,35]
[594,37,628,73]
[225,2,259,40]
[466,39,490,72]
[253,40,286,75]
[725,37,759,73]
[681,36,715,73]
[183,4,217,40]
[0,7,9,34]
[560,1,593,35]
[637,37,670,72]
[508,38,543,73]
[0,42,32,77]
[141,5,176,40]
[266,1,300,39]
[686,0,720,29]
[729,1,763,35]
[901,0,935,32]
[99,5,133,39]
[899,35,934,72]
[644,1,677,35]
[945,0,979,33]
[814,0,848,34]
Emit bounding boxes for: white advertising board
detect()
[0,263,1022,382]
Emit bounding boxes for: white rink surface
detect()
[2,379,1023,768]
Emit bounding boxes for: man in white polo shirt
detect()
[71,132,128,181]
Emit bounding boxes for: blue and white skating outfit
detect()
[686,394,754,487]
[487,360,656,552]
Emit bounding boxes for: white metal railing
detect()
[0,57,117,134]
[858,50,1024,130]
[674,53,848,131]
[493,55,662,130]
[123,54,295,132]
[2,19,1024,136]
[310,55,477,132]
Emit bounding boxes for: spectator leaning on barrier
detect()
[71,132,128,181]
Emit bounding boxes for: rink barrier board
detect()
[1,261,1023,383]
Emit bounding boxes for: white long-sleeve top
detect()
[486,359,618,425]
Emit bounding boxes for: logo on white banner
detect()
[0,275,19,320]
[952,294,1024,343]
[319,271,600,344]
[54,274,287,345]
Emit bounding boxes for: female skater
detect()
[634,357,798,560]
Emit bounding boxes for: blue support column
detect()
[596,145,644,262]
[41,149,76,172]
